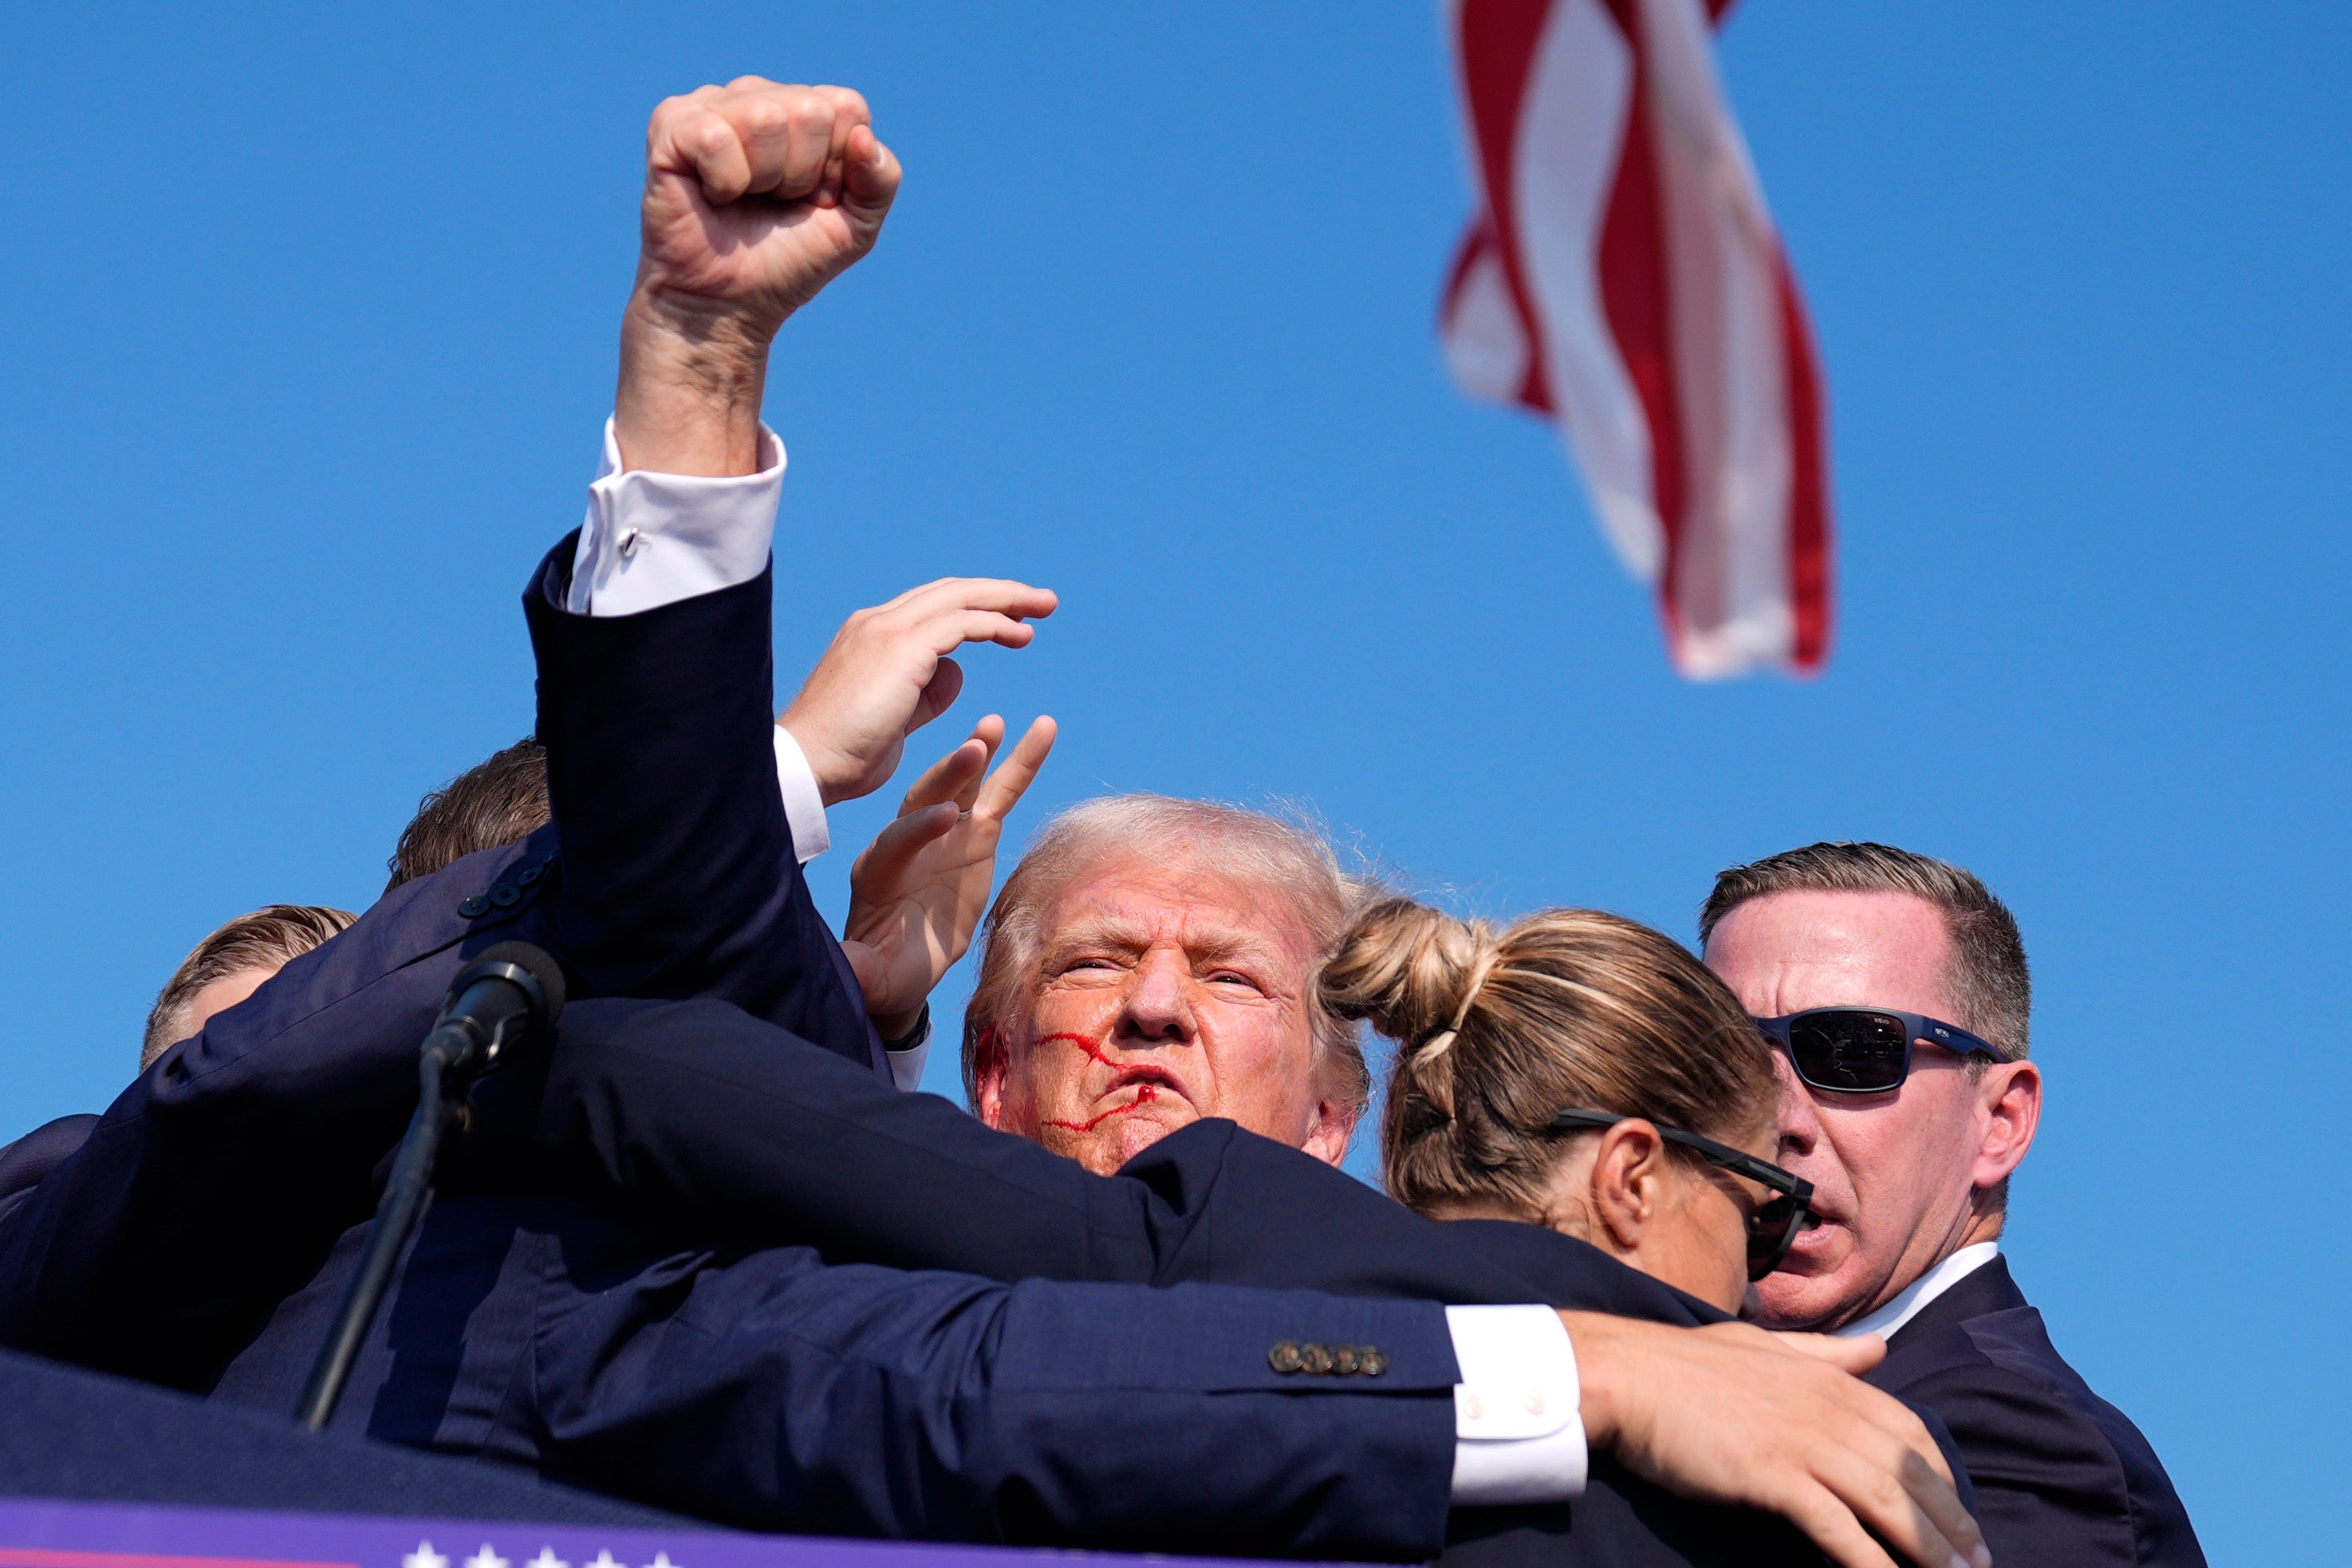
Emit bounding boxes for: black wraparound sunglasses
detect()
[1547,1108,1820,1280]
[1753,1007,2010,1095]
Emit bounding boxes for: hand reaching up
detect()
[780,578,1058,808]
[842,715,1058,1038]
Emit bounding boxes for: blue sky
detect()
[1,2,2341,1555]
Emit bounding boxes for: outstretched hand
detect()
[780,578,1058,808]
[1564,1313,1989,1568]
[841,715,1058,1037]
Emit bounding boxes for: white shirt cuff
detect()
[771,726,830,865]
[885,1015,934,1093]
[568,416,786,617]
[1445,1304,1587,1506]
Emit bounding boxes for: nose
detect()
[1771,1050,1822,1162]
[1114,947,1196,1048]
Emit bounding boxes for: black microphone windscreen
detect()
[473,940,566,1023]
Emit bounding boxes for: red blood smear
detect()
[1037,1030,1115,1066]
[1042,1084,1160,1133]
[1036,1030,1162,1133]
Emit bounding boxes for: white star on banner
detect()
[646,1554,683,1568]
[464,1546,509,1568]
[526,1551,568,1568]
[587,1552,624,1568]
[404,1543,450,1568]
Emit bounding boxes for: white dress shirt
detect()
[568,420,1589,1503]
[1834,1241,2001,1342]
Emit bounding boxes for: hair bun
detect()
[1320,896,1499,1050]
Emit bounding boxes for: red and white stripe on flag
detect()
[1440,0,1831,677]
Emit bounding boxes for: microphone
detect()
[420,941,567,1084]
[295,940,565,1431]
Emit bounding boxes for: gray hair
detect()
[961,794,1374,1122]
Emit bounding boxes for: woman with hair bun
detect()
[1320,897,1815,1314]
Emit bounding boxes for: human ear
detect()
[1590,1121,1666,1251]
[1972,1060,2042,1190]
[1300,1096,1357,1169]
[972,1030,1014,1131]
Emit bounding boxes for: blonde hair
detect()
[1321,899,1775,1222]
[961,794,1373,1120]
[143,904,359,1069]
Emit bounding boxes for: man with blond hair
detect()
[960,795,1369,1172]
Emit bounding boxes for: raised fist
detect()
[634,77,903,341]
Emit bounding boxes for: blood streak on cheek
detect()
[1037,1030,1115,1066]
[1035,1030,1163,1133]
[1043,1084,1160,1133]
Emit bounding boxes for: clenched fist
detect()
[636,78,901,340]
[617,78,903,477]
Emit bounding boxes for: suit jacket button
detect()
[1330,1344,1361,1375]
[517,864,544,886]
[458,896,490,919]
[487,884,522,908]
[1357,1348,1389,1377]
[1298,1342,1334,1376]
[1268,1341,1305,1374]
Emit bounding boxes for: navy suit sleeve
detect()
[522,538,879,1070]
[0,542,877,1381]
[483,995,1709,1321]
[534,1252,1463,1558]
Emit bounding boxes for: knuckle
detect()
[739,97,790,137]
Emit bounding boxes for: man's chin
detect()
[1752,1231,1858,1330]
[1042,1104,1196,1175]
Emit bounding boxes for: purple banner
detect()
[0,1498,1267,1568]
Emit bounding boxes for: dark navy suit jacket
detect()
[0,542,1487,1559]
[0,538,881,1388]
[453,995,1987,1566]
[1874,1255,2204,1567]
[203,1189,1464,1557]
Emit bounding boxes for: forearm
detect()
[612,288,774,477]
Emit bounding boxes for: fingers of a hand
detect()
[840,121,901,215]
[895,577,1060,623]
[1809,1441,1971,1568]
[931,610,1040,654]
[1899,1445,1988,1568]
[1775,1482,1901,1568]
[899,738,989,813]
[648,96,754,205]
[869,577,1057,623]
[1771,1330,1886,1376]
[855,802,959,893]
[908,657,965,734]
[975,716,1058,820]
[946,716,1006,812]
[774,90,838,196]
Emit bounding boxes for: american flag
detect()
[1440,0,1832,677]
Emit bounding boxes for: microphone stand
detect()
[294,944,561,1431]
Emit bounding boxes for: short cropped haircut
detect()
[385,737,550,892]
[961,795,1374,1123]
[143,904,358,1068]
[1698,841,2032,1060]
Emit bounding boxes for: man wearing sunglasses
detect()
[1700,841,2204,1567]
